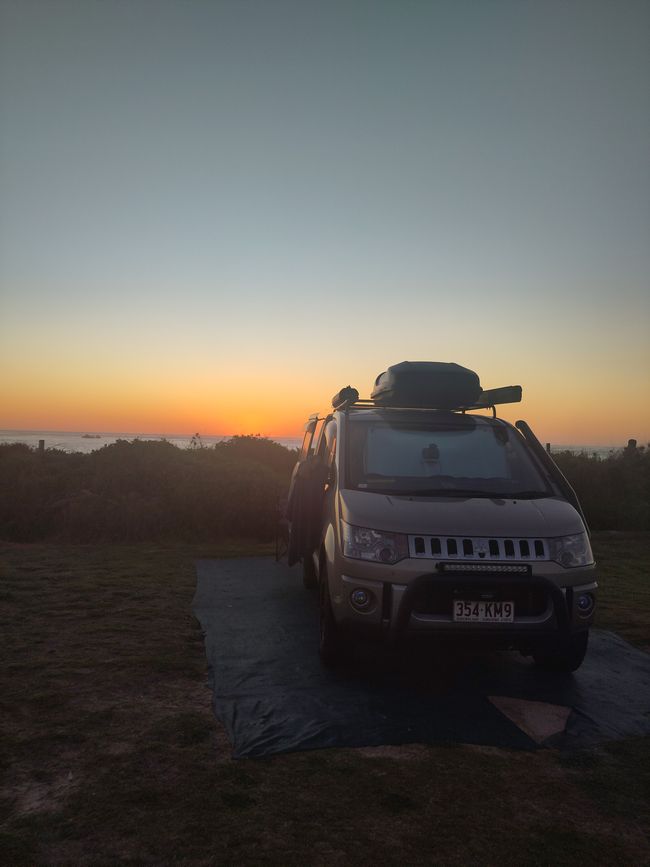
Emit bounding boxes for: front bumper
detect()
[333,560,597,644]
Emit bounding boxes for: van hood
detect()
[338,489,584,538]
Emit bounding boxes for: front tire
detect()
[533,630,589,673]
[319,567,346,666]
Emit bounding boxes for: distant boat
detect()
[81,434,102,439]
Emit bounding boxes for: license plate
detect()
[453,600,514,622]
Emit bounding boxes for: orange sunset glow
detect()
[1,340,648,446]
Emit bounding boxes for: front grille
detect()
[409,534,548,561]
[412,580,548,617]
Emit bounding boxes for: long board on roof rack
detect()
[474,385,522,409]
[371,361,482,409]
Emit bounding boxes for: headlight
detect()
[341,521,409,564]
[548,533,594,568]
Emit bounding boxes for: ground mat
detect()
[193,557,650,758]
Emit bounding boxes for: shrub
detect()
[553,447,650,531]
[0,438,294,543]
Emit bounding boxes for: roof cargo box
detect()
[371,361,481,409]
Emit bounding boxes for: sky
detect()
[1,0,648,443]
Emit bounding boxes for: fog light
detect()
[577,593,595,616]
[350,589,371,610]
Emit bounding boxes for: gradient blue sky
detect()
[1,0,648,440]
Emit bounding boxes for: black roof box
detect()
[371,361,481,409]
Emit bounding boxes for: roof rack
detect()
[331,385,522,417]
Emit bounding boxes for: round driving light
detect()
[560,552,574,567]
[577,593,594,615]
[350,589,370,609]
[379,547,394,563]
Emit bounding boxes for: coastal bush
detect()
[0,438,648,541]
[0,437,296,543]
[553,446,650,532]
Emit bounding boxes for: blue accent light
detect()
[577,593,594,614]
[351,589,370,609]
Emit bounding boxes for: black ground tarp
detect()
[193,557,650,758]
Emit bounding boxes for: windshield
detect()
[346,416,550,497]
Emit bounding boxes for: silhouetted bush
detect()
[553,447,649,531]
[0,437,296,543]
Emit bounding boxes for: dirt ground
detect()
[1,536,649,865]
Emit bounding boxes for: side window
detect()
[299,430,313,461]
[312,418,325,452]
[299,417,322,460]
[313,416,335,463]
[324,420,337,467]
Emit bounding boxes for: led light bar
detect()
[439,563,529,574]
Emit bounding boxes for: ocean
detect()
[0,429,625,458]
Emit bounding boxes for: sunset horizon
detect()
[2,357,649,445]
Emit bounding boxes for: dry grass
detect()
[1,535,649,865]
[592,532,650,649]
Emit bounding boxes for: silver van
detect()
[287,362,597,672]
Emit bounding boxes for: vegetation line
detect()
[0,437,648,542]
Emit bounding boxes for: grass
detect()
[591,532,650,648]
[1,534,649,865]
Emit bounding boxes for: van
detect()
[286,362,597,672]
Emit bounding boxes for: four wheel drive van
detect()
[286,361,597,672]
